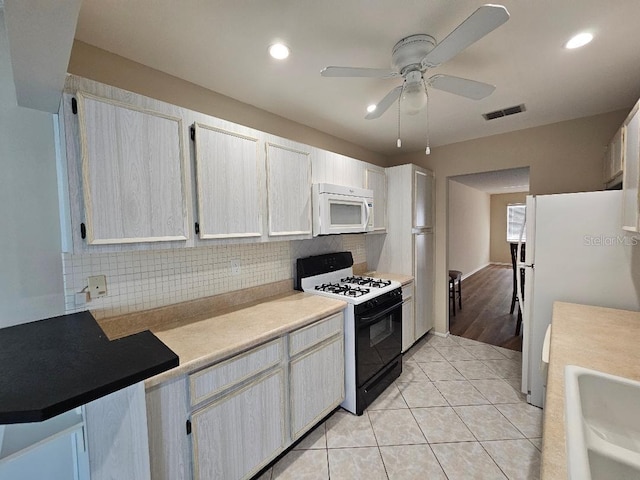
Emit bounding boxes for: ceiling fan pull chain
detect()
[396,80,406,148]
[396,94,402,148]
[424,81,431,155]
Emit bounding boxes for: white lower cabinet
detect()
[146,377,192,480]
[191,369,286,480]
[0,409,88,480]
[401,282,415,352]
[290,335,344,440]
[0,383,150,480]
[146,312,345,480]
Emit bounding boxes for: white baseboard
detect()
[431,330,450,338]
[460,263,490,281]
[491,262,511,266]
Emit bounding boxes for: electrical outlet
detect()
[88,275,107,298]
[230,259,241,275]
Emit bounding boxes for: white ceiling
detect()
[74,0,640,156]
[451,167,529,194]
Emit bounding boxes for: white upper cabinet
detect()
[265,142,312,237]
[60,75,391,250]
[311,149,365,188]
[610,127,624,180]
[76,92,189,245]
[413,169,434,229]
[603,127,624,186]
[365,167,387,232]
[622,104,640,232]
[193,123,262,239]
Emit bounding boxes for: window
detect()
[506,204,526,242]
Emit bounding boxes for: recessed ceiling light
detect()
[565,32,593,49]
[269,43,290,60]
[366,104,377,113]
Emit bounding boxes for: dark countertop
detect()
[0,311,178,424]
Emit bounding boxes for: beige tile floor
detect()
[256,334,542,480]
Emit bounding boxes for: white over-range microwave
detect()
[312,183,374,236]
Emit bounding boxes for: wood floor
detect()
[449,264,523,351]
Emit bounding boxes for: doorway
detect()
[447,167,529,350]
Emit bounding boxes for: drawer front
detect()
[289,312,344,357]
[189,339,283,407]
[402,283,414,300]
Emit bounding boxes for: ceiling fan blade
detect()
[365,86,403,120]
[428,74,495,100]
[421,4,509,68]
[321,66,400,79]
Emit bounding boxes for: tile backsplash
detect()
[63,235,369,319]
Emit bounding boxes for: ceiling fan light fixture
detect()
[401,79,426,115]
[565,32,593,49]
[269,43,290,59]
[367,104,377,113]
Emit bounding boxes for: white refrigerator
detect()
[520,190,640,408]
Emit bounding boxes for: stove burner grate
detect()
[314,283,370,297]
[341,276,392,288]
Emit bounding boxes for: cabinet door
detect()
[602,144,611,184]
[311,149,365,188]
[85,383,151,480]
[191,370,286,480]
[290,336,344,440]
[611,127,625,179]
[265,143,312,236]
[193,123,262,239]
[622,107,639,232]
[401,284,415,352]
[146,377,191,480]
[76,92,189,244]
[365,167,387,232]
[414,232,434,339]
[413,169,433,229]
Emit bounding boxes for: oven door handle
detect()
[358,302,402,326]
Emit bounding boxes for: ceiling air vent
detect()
[483,104,526,121]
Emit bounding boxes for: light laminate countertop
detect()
[542,302,640,479]
[365,271,414,286]
[145,292,346,388]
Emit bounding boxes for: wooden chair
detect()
[448,270,462,316]
[509,243,526,335]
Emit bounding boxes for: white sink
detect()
[565,365,640,480]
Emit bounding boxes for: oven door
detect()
[355,300,402,387]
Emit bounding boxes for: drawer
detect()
[189,338,283,407]
[289,312,344,357]
[402,283,414,300]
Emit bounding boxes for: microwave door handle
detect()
[364,200,371,228]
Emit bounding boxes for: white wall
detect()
[448,180,491,278]
[0,9,64,327]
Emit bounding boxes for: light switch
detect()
[88,275,107,298]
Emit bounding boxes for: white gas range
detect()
[295,252,403,415]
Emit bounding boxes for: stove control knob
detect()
[365,301,374,309]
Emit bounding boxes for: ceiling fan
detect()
[320,4,510,120]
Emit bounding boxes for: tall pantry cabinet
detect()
[376,164,435,350]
